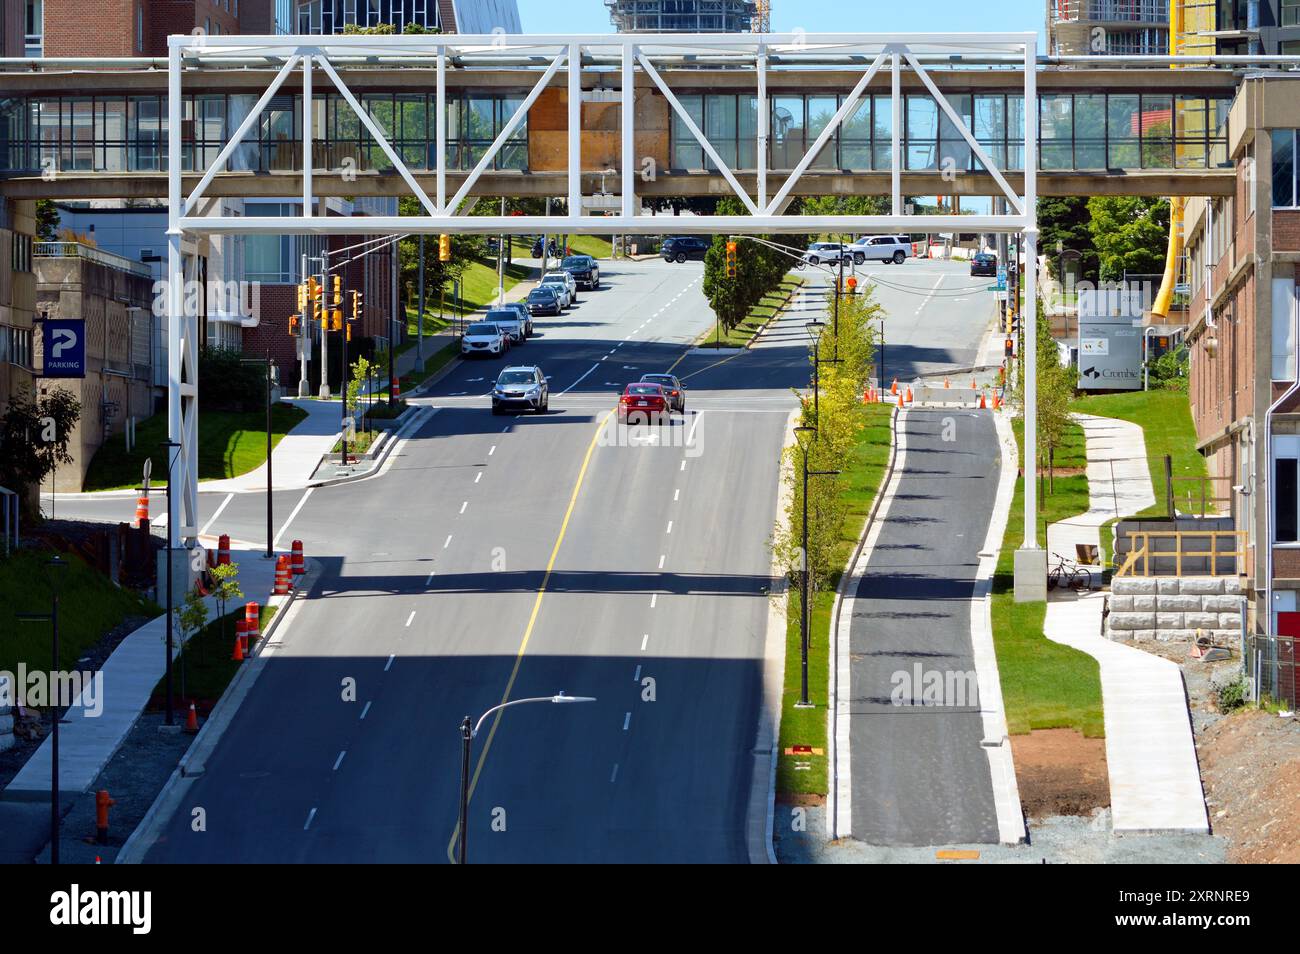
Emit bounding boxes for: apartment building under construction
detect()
[605,0,757,33]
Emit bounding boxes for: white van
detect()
[849,235,911,264]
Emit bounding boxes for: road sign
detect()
[40,318,86,378]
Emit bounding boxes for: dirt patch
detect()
[1198,707,1300,863]
[1010,728,1110,818]
[777,793,826,808]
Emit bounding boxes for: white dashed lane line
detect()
[405,611,416,628]
[610,763,619,783]
[459,501,468,514]
[360,701,372,720]
[304,808,318,831]
[384,654,396,672]
[333,751,346,771]
[444,534,453,549]
[641,633,649,651]
[622,712,631,731]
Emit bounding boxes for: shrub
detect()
[199,348,265,412]
[1212,671,1248,713]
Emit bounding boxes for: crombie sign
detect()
[1077,318,1142,391]
[41,319,86,378]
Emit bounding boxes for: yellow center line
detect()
[446,409,613,862]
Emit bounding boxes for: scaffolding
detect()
[605,0,757,33]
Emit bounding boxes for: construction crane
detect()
[753,0,770,34]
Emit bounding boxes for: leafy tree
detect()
[1149,345,1189,392]
[198,347,264,412]
[1038,196,1097,282]
[35,200,59,242]
[1087,196,1170,282]
[1011,300,1076,492]
[210,562,243,652]
[175,586,209,698]
[0,385,80,514]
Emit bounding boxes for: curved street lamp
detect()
[456,691,596,864]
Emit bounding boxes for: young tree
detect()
[0,386,80,514]
[209,562,243,653]
[174,587,209,699]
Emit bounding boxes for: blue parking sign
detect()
[41,318,86,378]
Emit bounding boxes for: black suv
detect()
[561,254,601,290]
[970,253,998,277]
[662,236,710,263]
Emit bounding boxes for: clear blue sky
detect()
[518,0,1046,42]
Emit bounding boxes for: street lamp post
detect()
[161,439,181,723]
[456,692,596,864]
[793,427,839,709]
[16,555,68,864]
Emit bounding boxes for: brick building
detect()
[1184,72,1300,652]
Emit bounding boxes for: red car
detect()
[618,383,669,424]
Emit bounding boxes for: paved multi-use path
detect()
[1043,413,1210,834]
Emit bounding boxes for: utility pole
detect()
[416,234,426,372]
[298,253,310,397]
[389,237,398,408]
[497,196,507,306]
[317,253,330,399]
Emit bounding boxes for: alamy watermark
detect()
[0,668,103,717]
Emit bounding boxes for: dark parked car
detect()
[661,236,710,263]
[561,254,601,290]
[525,286,563,317]
[639,373,686,412]
[970,253,998,277]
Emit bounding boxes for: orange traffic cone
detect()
[890,378,898,395]
[897,390,904,408]
[944,377,950,389]
[905,386,913,403]
[971,377,977,390]
[184,702,199,734]
[993,393,1002,410]
[978,392,987,410]
[231,635,245,662]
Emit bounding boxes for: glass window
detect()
[1275,129,1297,208]
[805,95,838,169]
[770,96,803,170]
[1140,94,1173,168]
[705,94,738,170]
[671,94,703,169]
[905,95,938,170]
[1284,0,1300,27]
[1073,94,1106,170]
[1277,454,1299,543]
[737,95,757,169]
[1040,94,1072,170]
[1107,94,1141,168]
[872,93,894,171]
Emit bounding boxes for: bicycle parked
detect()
[1047,551,1093,592]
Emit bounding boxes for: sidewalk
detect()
[199,399,342,493]
[1,538,281,803]
[1042,413,1210,834]
[1046,412,1154,564]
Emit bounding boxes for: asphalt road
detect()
[848,407,1001,846]
[123,257,810,863]
[51,255,1001,860]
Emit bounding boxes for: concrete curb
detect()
[308,405,437,489]
[973,411,1029,845]
[827,403,901,840]
[749,408,800,865]
[115,559,321,864]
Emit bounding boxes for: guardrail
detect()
[1115,528,1246,577]
[34,241,152,278]
[1170,474,1234,518]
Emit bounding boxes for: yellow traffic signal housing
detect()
[331,274,342,306]
[346,324,352,342]
[297,284,308,311]
[307,276,321,302]
[725,240,738,278]
[289,315,299,336]
[350,289,362,321]
[439,234,451,262]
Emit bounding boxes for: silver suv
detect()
[491,365,549,415]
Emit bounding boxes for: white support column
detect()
[1014,34,1045,602]
[568,43,582,218]
[303,55,313,215]
[891,52,902,217]
[167,41,183,555]
[621,41,635,219]
[757,45,768,211]
[436,47,446,212]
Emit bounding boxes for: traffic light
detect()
[350,289,362,322]
[439,234,451,262]
[331,274,342,307]
[296,284,308,312]
[289,315,299,336]
[725,240,737,278]
[846,276,858,294]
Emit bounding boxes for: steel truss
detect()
[165,31,1042,564]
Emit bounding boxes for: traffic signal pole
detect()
[298,253,310,397]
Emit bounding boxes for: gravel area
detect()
[776,805,1228,864]
[37,712,197,864]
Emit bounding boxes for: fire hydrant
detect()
[95,790,115,845]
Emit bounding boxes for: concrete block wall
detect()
[1107,576,1245,643]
